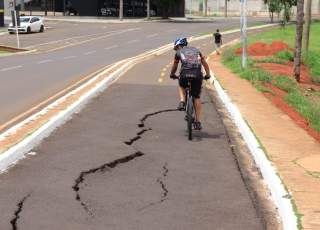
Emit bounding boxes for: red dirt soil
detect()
[259,62,311,83]
[234,41,320,142]
[263,83,320,142]
[236,41,290,57]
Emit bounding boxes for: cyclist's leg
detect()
[194,98,202,122]
[191,78,203,122]
[178,78,187,110]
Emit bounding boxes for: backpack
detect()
[178,47,202,79]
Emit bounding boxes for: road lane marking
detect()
[0,65,23,72]
[147,33,158,38]
[84,50,97,55]
[104,45,118,50]
[26,28,141,51]
[37,59,53,64]
[127,40,139,44]
[168,29,177,32]
[63,56,76,60]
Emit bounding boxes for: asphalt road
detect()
[0,18,269,127]
[0,34,271,229]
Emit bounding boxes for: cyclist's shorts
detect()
[179,77,203,99]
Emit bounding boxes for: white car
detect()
[8,16,45,34]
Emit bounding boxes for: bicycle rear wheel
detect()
[186,96,194,141]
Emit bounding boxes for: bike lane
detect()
[0,37,273,229]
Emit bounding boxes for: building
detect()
[185,0,320,16]
[3,0,320,18]
[3,0,185,17]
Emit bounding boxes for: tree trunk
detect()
[294,0,305,82]
[224,0,228,17]
[204,0,208,16]
[303,0,312,55]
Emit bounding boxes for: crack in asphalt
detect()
[10,194,31,230]
[138,162,169,211]
[157,162,169,202]
[138,109,178,128]
[124,128,152,146]
[73,108,177,216]
[72,152,144,215]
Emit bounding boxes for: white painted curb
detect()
[207,52,298,229]
[0,42,173,172]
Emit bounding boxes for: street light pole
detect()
[119,0,123,21]
[240,0,247,68]
[147,0,150,20]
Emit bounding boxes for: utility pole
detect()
[63,0,66,16]
[44,0,48,16]
[204,0,208,16]
[303,0,312,55]
[119,0,123,20]
[224,0,228,17]
[147,0,150,20]
[240,0,247,68]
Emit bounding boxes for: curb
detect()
[0,43,172,172]
[206,45,298,229]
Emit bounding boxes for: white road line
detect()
[26,28,141,49]
[84,50,97,55]
[37,59,53,64]
[147,33,158,38]
[104,45,118,50]
[168,29,177,32]
[0,65,23,72]
[127,40,139,44]
[63,56,76,60]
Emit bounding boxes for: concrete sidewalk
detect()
[208,53,320,229]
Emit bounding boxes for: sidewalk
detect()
[208,54,320,229]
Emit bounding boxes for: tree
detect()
[264,0,282,23]
[264,0,296,23]
[294,0,305,82]
[303,0,312,55]
[153,0,179,18]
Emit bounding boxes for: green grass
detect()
[275,50,294,62]
[222,23,320,133]
[273,75,298,93]
[285,90,320,132]
[291,198,304,230]
[256,57,287,65]
[0,50,10,56]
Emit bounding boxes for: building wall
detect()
[185,0,320,16]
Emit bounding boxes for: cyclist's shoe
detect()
[178,101,185,111]
[193,121,202,130]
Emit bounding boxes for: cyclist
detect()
[170,38,211,130]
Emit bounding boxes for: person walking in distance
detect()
[213,29,222,55]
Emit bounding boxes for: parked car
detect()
[8,16,44,34]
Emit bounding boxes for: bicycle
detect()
[172,74,199,141]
